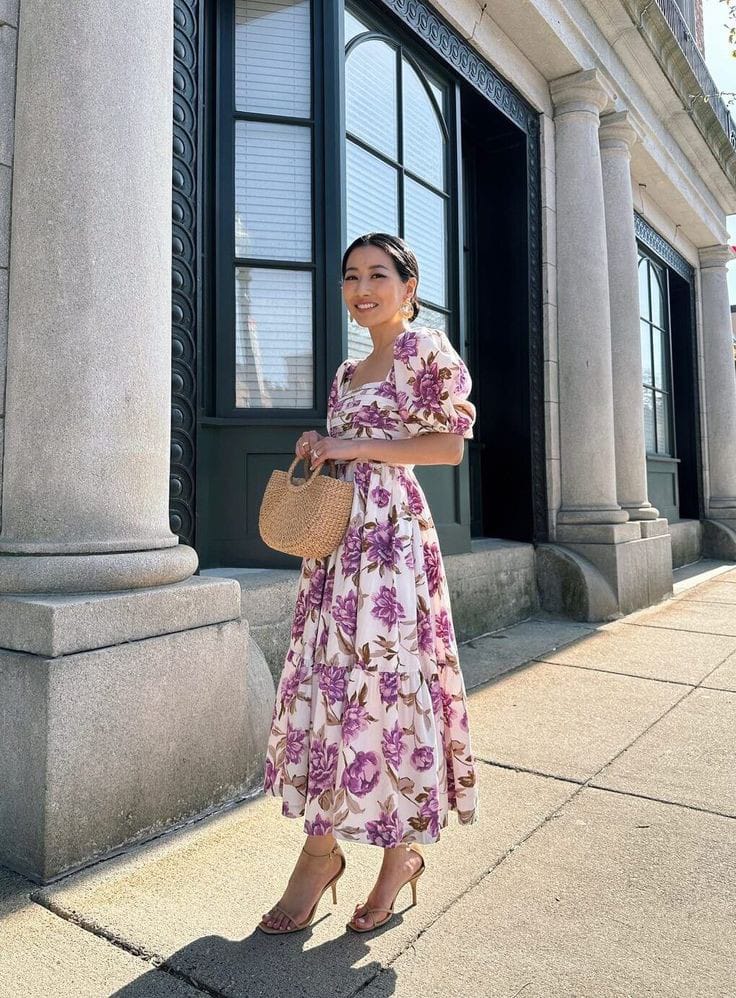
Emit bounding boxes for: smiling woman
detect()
[258,233,479,936]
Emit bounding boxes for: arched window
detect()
[344,7,451,358]
[638,253,674,456]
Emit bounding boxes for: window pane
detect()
[403,58,445,190]
[640,319,653,386]
[235,267,313,408]
[346,39,397,159]
[415,304,448,334]
[643,388,656,453]
[346,140,398,243]
[652,326,670,391]
[405,178,446,306]
[637,257,649,320]
[650,264,665,329]
[345,7,368,42]
[655,391,671,455]
[235,0,311,117]
[235,121,311,261]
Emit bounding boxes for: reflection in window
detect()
[638,254,674,456]
[235,121,311,261]
[346,39,398,159]
[235,0,311,117]
[235,268,313,408]
[233,0,314,408]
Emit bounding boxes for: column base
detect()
[0,578,275,883]
[621,502,660,521]
[556,506,630,526]
[0,544,199,594]
[707,500,736,520]
[701,519,736,561]
[539,518,673,620]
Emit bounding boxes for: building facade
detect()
[1,0,735,881]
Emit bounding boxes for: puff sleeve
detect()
[392,327,476,439]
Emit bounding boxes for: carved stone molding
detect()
[634,211,694,281]
[171,0,199,548]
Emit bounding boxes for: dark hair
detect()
[341,232,421,322]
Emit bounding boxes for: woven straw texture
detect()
[258,454,354,558]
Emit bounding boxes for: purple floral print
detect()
[263,326,479,845]
[342,750,381,797]
[411,745,434,771]
[381,721,405,768]
[341,525,363,577]
[371,585,405,628]
[366,805,404,846]
[370,485,391,508]
[365,521,402,571]
[307,737,339,800]
[342,702,372,743]
[285,727,306,765]
[318,664,347,705]
[332,591,358,636]
[379,671,399,706]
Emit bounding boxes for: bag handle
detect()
[285,453,338,492]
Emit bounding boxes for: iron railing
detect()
[654,0,736,149]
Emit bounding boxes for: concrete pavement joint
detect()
[346,780,585,998]
[584,782,736,820]
[28,893,222,997]
[610,620,736,639]
[530,657,699,687]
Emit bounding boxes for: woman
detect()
[259,232,479,935]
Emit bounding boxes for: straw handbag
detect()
[258,453,355,558]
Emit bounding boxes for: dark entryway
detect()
[461,82,534,543]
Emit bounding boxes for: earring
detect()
[401,300,413,317]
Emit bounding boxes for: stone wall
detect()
[694,0,705,53]
[0,1,17,516]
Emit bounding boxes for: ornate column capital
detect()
[599,109,642,154]
[698,244,735,269]
[550,68,617,117]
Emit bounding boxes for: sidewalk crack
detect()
[28,893,223,998]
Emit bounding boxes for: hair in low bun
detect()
[341,232,420,322]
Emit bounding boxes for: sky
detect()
[702,0,736,302]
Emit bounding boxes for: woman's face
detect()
[342,244,417,329]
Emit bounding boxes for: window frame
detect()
[638,249,676,458]
[213,0,328,420]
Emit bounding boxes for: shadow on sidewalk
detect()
[110,920,397,998]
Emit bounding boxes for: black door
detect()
[460,81,535,542]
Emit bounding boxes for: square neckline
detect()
[342,326,417,395]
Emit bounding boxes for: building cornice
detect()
[620,0,736,188]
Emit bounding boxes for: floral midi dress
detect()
[262,324,479,846]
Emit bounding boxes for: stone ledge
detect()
[203,538,539,681]
[0,575,242,657]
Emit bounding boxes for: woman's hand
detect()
[294,430,324,460]
[308,437,364,470]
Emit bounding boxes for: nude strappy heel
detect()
[346,844,425,933]
[258,842,346,935]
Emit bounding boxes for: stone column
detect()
[0,0,197,592]
[599,111,659,521]
[699,244,736,520]
[549,69,629,533]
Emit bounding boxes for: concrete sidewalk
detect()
[1,560,735,998]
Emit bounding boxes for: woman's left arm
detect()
[310,433,464,470]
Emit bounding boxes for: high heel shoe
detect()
[258,843,346,935]
[346,844,425,933]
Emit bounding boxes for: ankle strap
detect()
[302,843,340,858]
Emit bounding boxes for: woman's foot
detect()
[260,839,345,932]
[349,844,424,931]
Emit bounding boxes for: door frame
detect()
[169,0,547,554]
